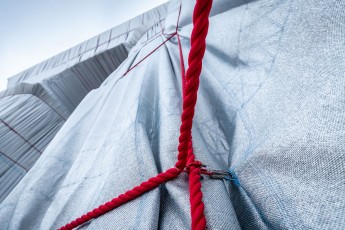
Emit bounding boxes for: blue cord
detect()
[228,169,240,186]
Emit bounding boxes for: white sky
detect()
[0,0,168,91]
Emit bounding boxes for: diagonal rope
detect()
[58,0,213,229]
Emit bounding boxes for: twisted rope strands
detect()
[174,0,213,171]
[59,0,213,229]
[58,168,181,230]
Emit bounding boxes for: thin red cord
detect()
[125,2,183,77]
[123,32,176,76]
[58,0,212,229]
[177,33,186,93]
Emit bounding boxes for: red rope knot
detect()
[184,161,205,174]
[185,162,237,181]
[187,161,205,168]
[58,0,213,229]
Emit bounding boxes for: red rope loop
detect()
[58,0,213,229]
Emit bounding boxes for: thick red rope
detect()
[58,168,180,230]
[58,0,212,229]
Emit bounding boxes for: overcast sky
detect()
[0,0,168,91]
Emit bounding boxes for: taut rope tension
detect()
[59,1,216,229]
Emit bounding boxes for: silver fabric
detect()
[1,0,344,229]
[0,4,168,203]
[7,4,168,113]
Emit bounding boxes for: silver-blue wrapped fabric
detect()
[0,0,344,229]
